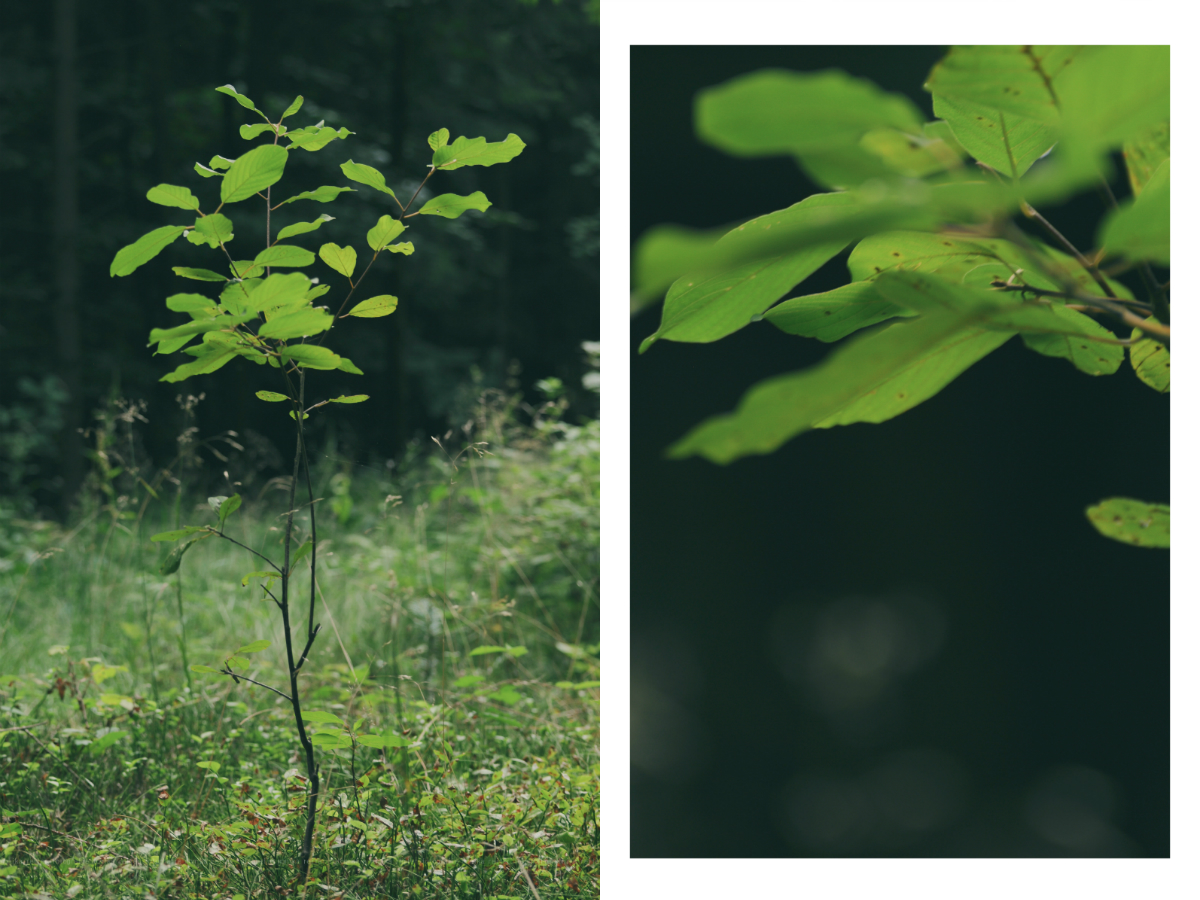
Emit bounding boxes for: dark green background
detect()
[631,46,1169,857]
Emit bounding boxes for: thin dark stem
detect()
[212,530,282,573]
[400,166,436,213]
[301,424,318,642]
[1020,201,1117,298]
[223,668,292,703]
[989,282,1170,342]
[296,623,322,673]
[324,251,382,333]
[987,282,1152,314]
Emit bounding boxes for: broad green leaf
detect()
[220,279,260,316]
[218,493,242,527]
[489,685,523,706]
[339,159,396,200]
[281,95,304,119]
[221,144,288,204]
[1129,319,1169,392]
[239,123,278,141]
[640,193,857,352]
[337,357,363,375]
[196,760,221,771]
[236,639,271,654]
[88,730,127,754]
[696,68,925,157]
[312,732,353,748]
[428,128,449,151]
[195,162,220,178]
[329,394,368,404]
[1086,498,1168,548]
[148,315,240,348]
[632,224,725,305]
[278,186,356,205]
[304,283,330,302]
[147,183,200,210]
[215,84,264,117]
[416,191,492,219]
[669,278,1018,463]
[923,120,970,160]
[1098,158,1169,265]
[165,293,217,314]
[230,260,265,280]
[160,534,209,575]
[288,126,339,152]
[432,133,526,170]
[932,94,1057,178]
[173,266,227,282]
[764,281,913,343]
[209,155,235,170]
[469,646,506,656]
[110,225,188,277]
[190,665,222,675]
[253,244,316,268]
[257,307,334,340]
[366,214,406,251]
[290,539,313,571]
[225,656,250,671]
[319,243,357,278]
[300,709,343,725]
[281,344,341,370]
[356,733,408,749]
[191,213,234,249]
[1056,46,1169,153]
[248,272,311,312]
[858,127,964,178]
[347,295,397,318]
[277,214,334,240]
[1123,121,1169,197]
[150,526,208,542]
[924,46,1077,125]
[241,571,277,586]
[256,390,289,402]
[383,242,413,255]
[160,345,239,382]
[1019,306,1123,376]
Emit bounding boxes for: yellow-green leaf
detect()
[319,243,357,278]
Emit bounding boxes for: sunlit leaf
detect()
[257,307,334,340]
[1098,158,1169,265]
[932,94,1057,178]
[1086,498,1168,548]
[339,160,396,200]
[146,184,200,210]
[432,133,525,170]
[1123,121,1169,197]
[346,295,397,318]
[218,493,242,528]
[416,191,491,219]
[191,213,234,249]
[216,84,264,116]
[255,390,289,402]
[281,95,304,119]
[110,225,188,277]
[764,281,911,343]
[173,266,227,282]
[281,345,341,370]
[278,186,356,205]
[319,243,356,278]
[300,709,343,725]
[1129,318,1169,393]
[236,639,271,654]
[221,144,288,204]
[253,244,316,268]
[366,214,406,251]
[427,127,449,151]
[248,272,311,312]
[277,214,334,241]
[924,46,1076,125]
[328,394,368,404]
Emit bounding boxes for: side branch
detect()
[989,282,1170,342]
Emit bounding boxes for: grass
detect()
[0,386,599,899]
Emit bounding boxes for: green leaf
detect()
[88,731,127,755]
[277,214,334,240]
[300,709,343,725]
[1098,158,1169,266]
[640,193,857,352]
[432,133,526,170]
[190,665,222,675]
[196,760,221,771]
[428,128,449,151]
[160,534,209,575]
[236,639,271,654]
[319,243,357,278]
[281,345,342,370]
[696,68,926,158]
[215,84,264,117]
[146,183,200,210]
[1129,319,1169,393]
[239,123,279,141]
[312,732,353,748]
[924,46,1076,125]
[632,224,725,305]
[339,159,396,200]
[366,214,406,251]
[165,293,217,314]
[256,390,289,402]
[225,655,250,671]
[383,242,414,255]
[173,266,227,282]
[329,394,368,404]
[337,357,363,375]
[281,95,304,119]
[669,277,1017,463]
[290,539,312,572]
[253,244,316,268]
[247,272,311,312]
[347,295,397,318]
[1056,45,1169,153]
[489,685,522,706]
[230,260,265,280]
[356,733,408,749]
[289,411,310,421]
[278,186,356,205]
[1086,498,1169,548]
[416,191,491,219]
[1019,306,1122,376]
[288,126,342,152]
[194,161,220,178]
[191,213,234,249]
[218,493,242,528]
[160,345,239,383]
[208,496,229,515]
[221,144,289,204]
[932,93,1057,178]
[148,314,242,348]
[258,307,334,340]
[240,571,276,587]
[110,225,188,277]
[857,127,964,179]
[764,281,912,343]
[150,526,208,542]
[209,155,235,171]
[1123,121,1169,197]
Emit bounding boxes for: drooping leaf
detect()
[248,272,312,312]
[236,639,271,654]
[277,214,334,240]
[319,243,357,278]
[1098,158,1169,265]
[190,213,234,249]
[110,225,188,277]
[416,191,492,219]
[337,357,363,375]
[640,193,857,352]
[221,144,289,204]
[366,214,406,251]
[159,345,239,383]
[328,394,368,404]
[194,162,220,178]
[289,539,313,571]
[150,526,209,542]
[173,266,227,282]
[764,281,913,343]
[278,186,356,205]
[931,94,1057,178]
[304,283,330,302]
[924,46,1076,125]
[280,344,342,370]
[215,84,265,117]
[256,390,289,402]
[147,184,200,210]
[347,295,397,318]
[339,160,396,200]
[1129,318,1169,392]
[218,493,242,528]
[148,315,241,348]
[1123,121,1169,197]
[165,293,217,314]
[257,307,334,340]
[432,133,526,170]
[253,244,316,268]
[160,534,209,575]
[428,127,449,151]
[300,709,343,725]
[239,123,278,141]
[1085,498,1169,548]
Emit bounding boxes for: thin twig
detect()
[1019,201,1117,298]
[222,668,293,703]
